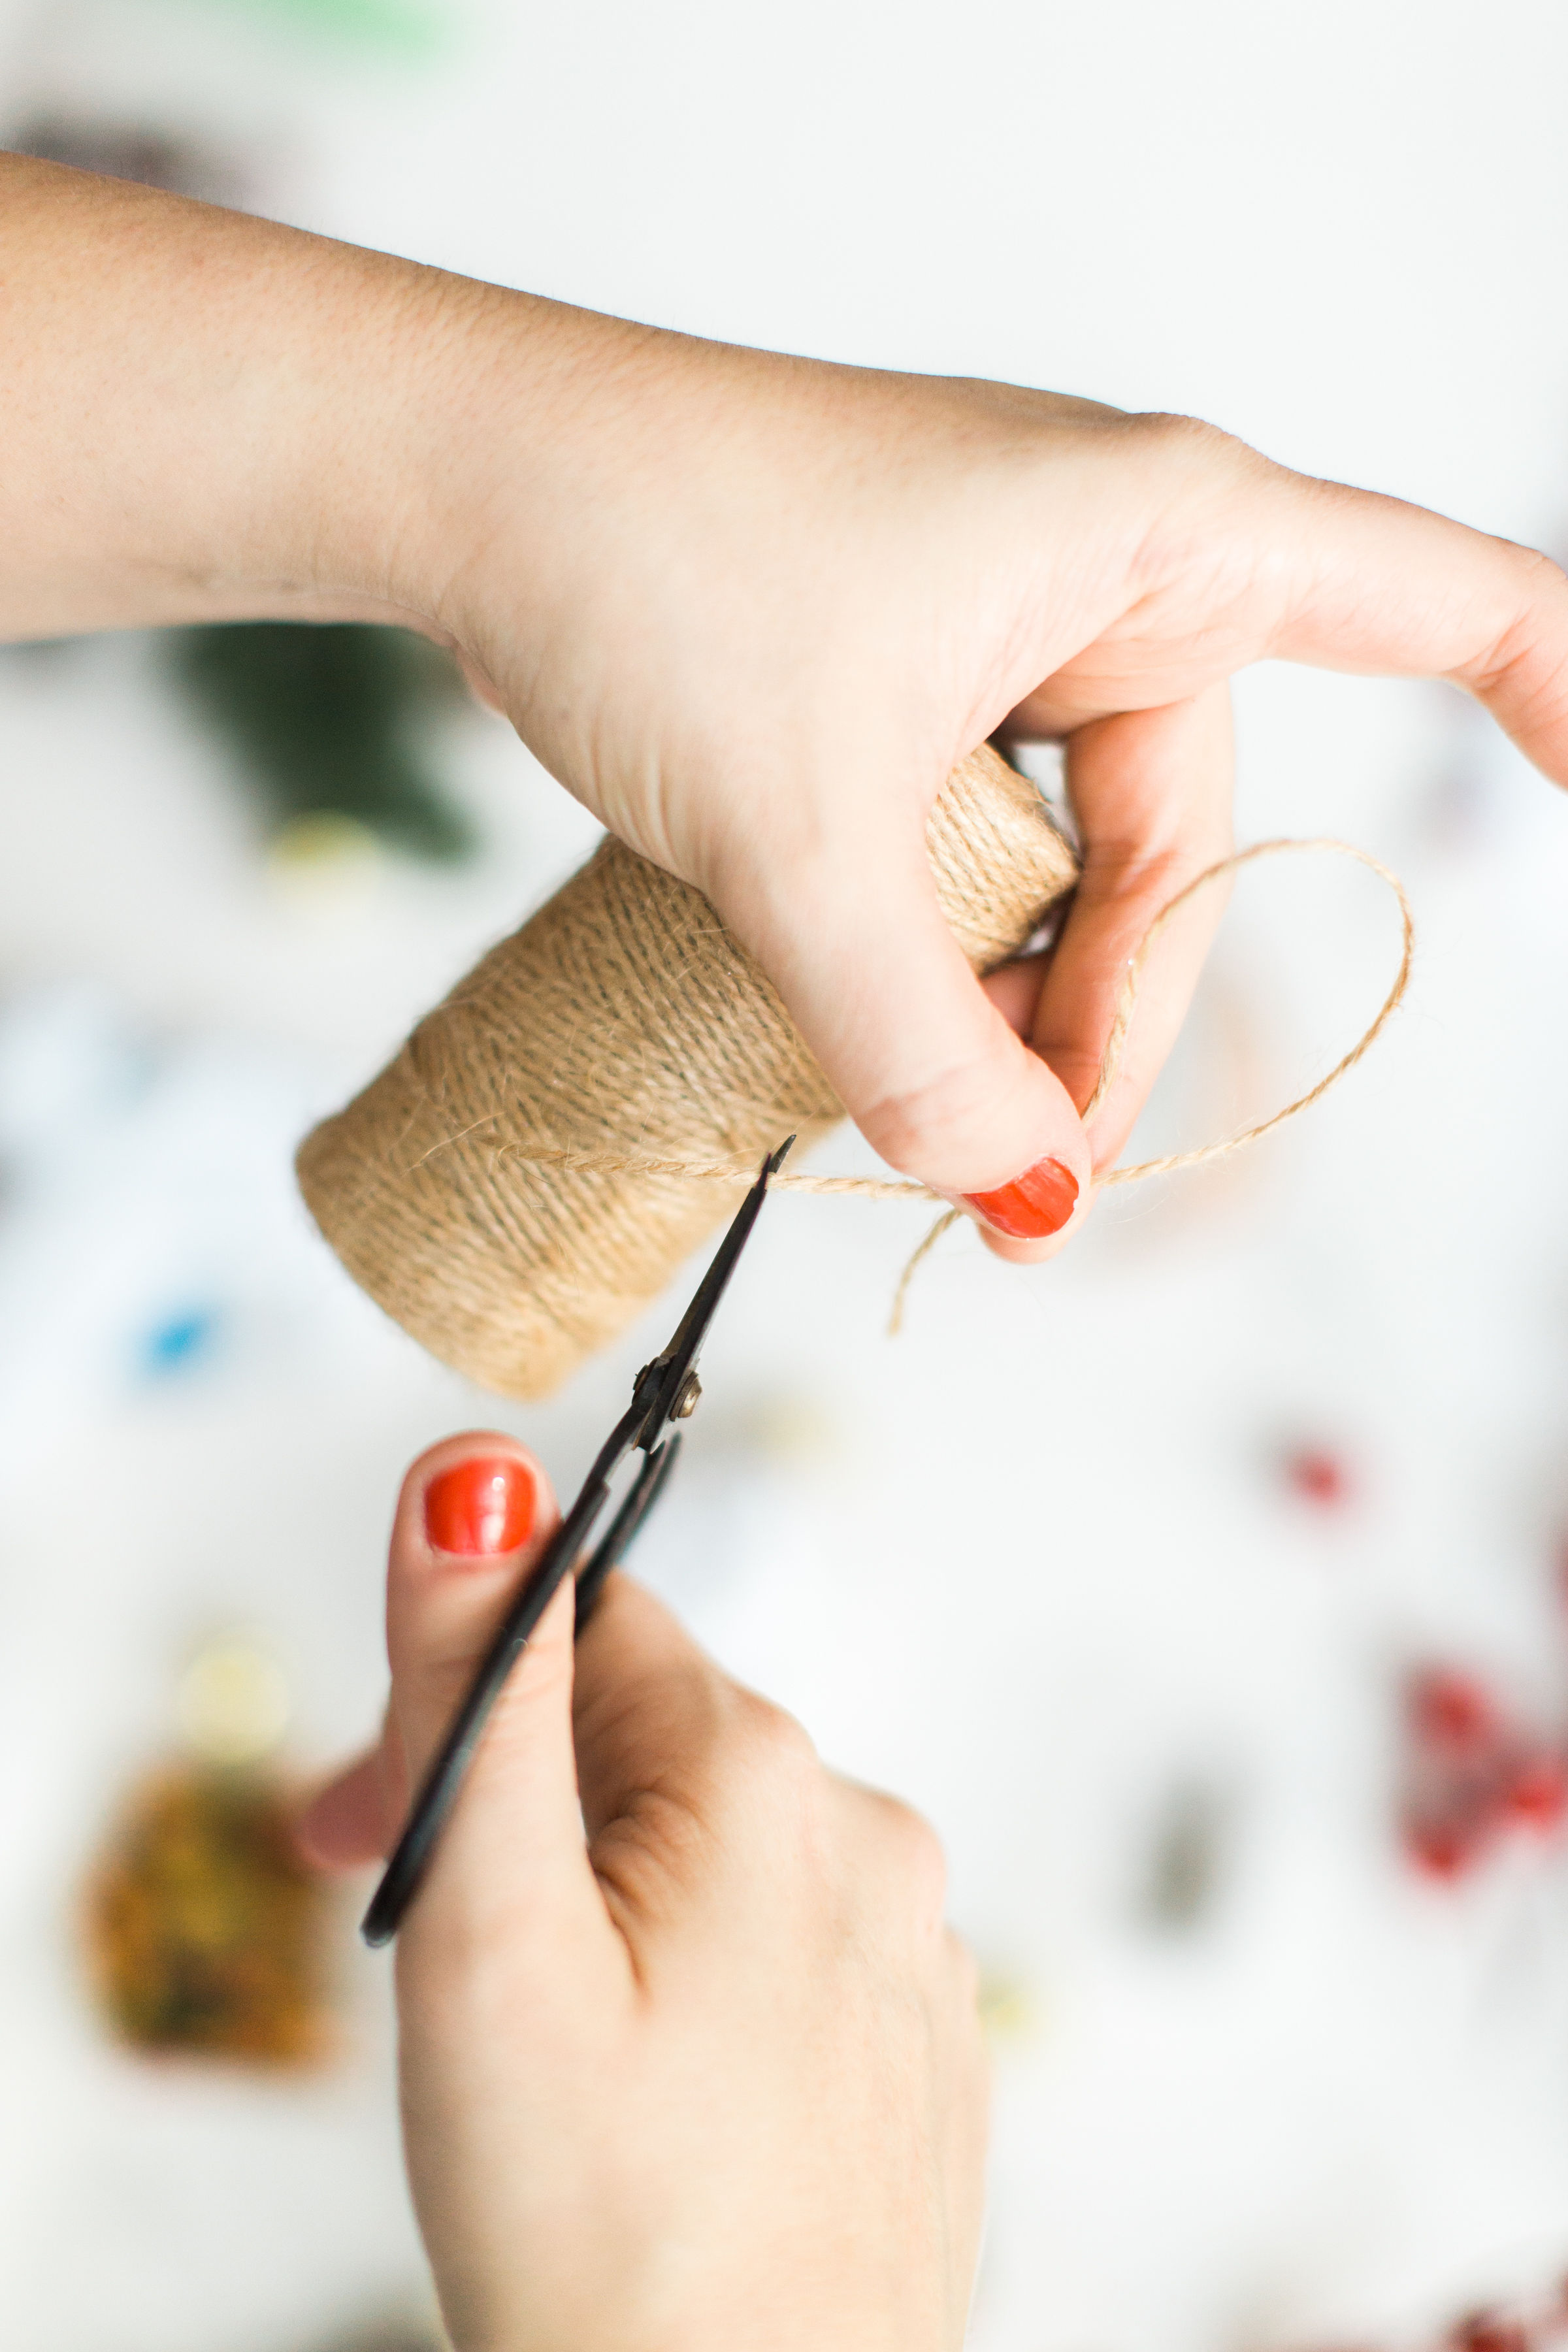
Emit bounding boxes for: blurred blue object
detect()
[0,982,379,1483]
[137,1306,222,1379]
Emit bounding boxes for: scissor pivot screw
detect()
[672,1371,702,1420]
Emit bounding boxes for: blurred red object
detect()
[1299,2278,1568,2352]
[1409,1669,1501,1757]
[1399,1663,1568,1880]
[1501,1755,1568,1835]
[1447,2311,1531,2352]
[1403,1812,1493,1882]
[1284,1446,1354,1508]
[1298,2276,1568,2351]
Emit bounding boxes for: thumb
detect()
[384,1434,609,1970]
[725,796,1091,1241]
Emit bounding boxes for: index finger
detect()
[1262,472,1568,776]
[1013,427,1568,785]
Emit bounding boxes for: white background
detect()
[2,3,1568,2347]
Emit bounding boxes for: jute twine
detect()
[884,832,1412,1333]
[296,745,1413,1397]
[298,745,1073,1397]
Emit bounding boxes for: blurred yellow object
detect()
[176,1637,291,1767]
[977,1971,1043,2048]
[84,1636,331,2066]
[742,1389,842,1463]
[84,1762,331,2066]
[267,809,383,878]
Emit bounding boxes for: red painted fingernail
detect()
[964,1156,1079,1240]
[424,1456,536,1556]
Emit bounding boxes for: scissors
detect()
[361,1134,794,1947]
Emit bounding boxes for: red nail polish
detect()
[964,1156,1079,1240]
[424,1456,536,1556]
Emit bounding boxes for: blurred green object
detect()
[191,0,453,56]
[170,621,476,864]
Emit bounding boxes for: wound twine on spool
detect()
[297,745,1076,1399]
[296,745,1413,1399]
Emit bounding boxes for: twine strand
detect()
[297,750,1412,1400]
[495,834,1413,1206]
[887,1208,962,1338]
[297,743,1080,1399]
[1083,836,1413,1186]
[879,835,1413,1330]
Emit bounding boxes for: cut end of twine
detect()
[887,1207,962,1338]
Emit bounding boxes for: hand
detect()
[8,159,1568,1252]
[423,346,1568,1254]
[301,1436,988,2352]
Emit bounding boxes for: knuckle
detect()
[1073,844,1198,918]
[1465,569,1568,720]
[944,1926,981,2010]
[1117,412,1273,553]
[1127,408,1249,475]
[856,1030,1027,1180]
[725,1688,819,1782]
[711,1693,828,1858]
[871,1791,949,1910]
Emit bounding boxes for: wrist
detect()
[0,158,474,639]
[150,215,474,630]
[369,277,686,650]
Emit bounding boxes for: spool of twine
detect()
[297,744,1078,1400]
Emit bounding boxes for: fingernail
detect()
[424,1456,536,1556]
[964,1156,1079,1240]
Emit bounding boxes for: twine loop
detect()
[499,836,1413,1204]
[476,836,1413,1337]
[298,743,1412,1398]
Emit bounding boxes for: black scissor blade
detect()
[359,1135,792,1950]
[638,1134,793,1434]
[574,1432,682,1631]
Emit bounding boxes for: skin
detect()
[10,145,1568,2334]
[6,154,1568,1254]
[301,1437,989,2352]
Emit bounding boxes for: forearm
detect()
[0,154,610,642]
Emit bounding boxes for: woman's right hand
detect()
[302,1433,988,2352]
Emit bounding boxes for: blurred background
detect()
[4,2,1568,2347]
